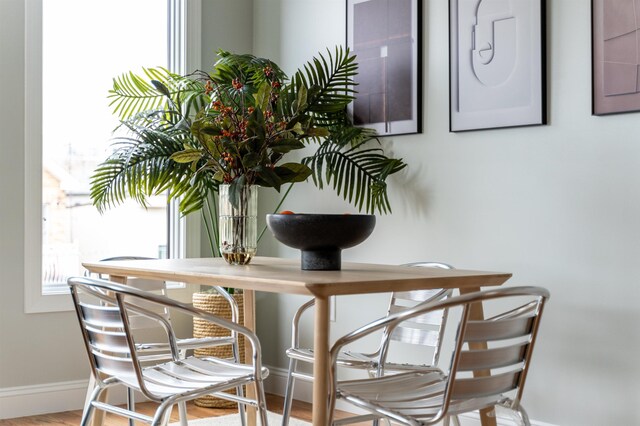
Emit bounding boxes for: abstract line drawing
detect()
[593,0,640,115]
[472,0,517,87]
[450,0,545,132]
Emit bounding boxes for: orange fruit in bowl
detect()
[279,210,295,215]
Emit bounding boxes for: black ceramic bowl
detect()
[266,213,376,270]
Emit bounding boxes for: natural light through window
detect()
[41,0,169,290]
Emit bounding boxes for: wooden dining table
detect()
[83,256,511,426]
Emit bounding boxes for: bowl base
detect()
[301,249,341,271]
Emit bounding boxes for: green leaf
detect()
[294,84,307,112]
[270,139,305,153]
[213,170,225,182]
[254,82,271,111]
[254,165,282,190]
[306,127,330,138]
[274,163,312,183]
[242,152,261,169]
[151,79,171,97]
[170,149,203,163]
[201,126,222,136]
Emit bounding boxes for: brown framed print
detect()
[346,0,422,136]
[592,0,640,115]
[449,0,546,132]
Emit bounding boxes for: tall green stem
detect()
[203,194,219,257]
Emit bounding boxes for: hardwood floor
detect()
[0,394,365,425]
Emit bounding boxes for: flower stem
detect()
[203,194,220,257]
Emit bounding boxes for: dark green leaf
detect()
[270,139,305,153]
[274,163,312,183]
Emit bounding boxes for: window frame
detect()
[24,0,202,313]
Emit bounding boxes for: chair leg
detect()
[151,401,174,426]
[127,388,136,426]
[237,385,247,426]
[515,404,531,426]
[178,401,189,426]
[255,380,270,426]
[281,358,298,426]
[81,384,105,426]
[82,375,96,424]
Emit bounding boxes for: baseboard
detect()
[0,379,128,420]
[263,365,557,426]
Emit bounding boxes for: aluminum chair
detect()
[282,262,454,426]
[85,256,241,426]
[68,276,269,426]
[328,286,550,426]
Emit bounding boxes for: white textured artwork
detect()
[450,0,544,131]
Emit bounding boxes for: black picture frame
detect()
[592,0,640,116]
[346,0,422,137]
[449,0,547,132]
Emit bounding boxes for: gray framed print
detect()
[449,0,546,132]
[592,0,640,115]
[346,0,422,136]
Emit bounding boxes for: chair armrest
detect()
[209,285,241,324]
[290,298,315,349]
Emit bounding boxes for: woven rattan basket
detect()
[192,291,245,408]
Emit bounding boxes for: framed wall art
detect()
[592,0,640,115]
[346,0,422,136]
[449,0,546,132]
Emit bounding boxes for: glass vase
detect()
[219,184,257,265]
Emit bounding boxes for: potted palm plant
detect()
[91,47,406,262]
[90,47,407,407]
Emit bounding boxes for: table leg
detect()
[312,296,330,425]
[243,289,257,426]
[459,286,497,426]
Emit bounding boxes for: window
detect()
[25,0,202,313]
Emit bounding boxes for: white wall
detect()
[250,1,640,425]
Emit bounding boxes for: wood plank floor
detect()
[0,394,367,425]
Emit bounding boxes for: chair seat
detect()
[136,336,236,362]
[337,370,508,423]
[118,356,269,399]
[286,348,439,373]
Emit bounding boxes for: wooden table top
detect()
[82,256,512,297]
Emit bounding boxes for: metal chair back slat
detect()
[389,325,441,347]
[126,277,168,292]
[393,288,446,303]
[464,315,535,342]
[451,369,522,399]
[79,303,123,328]
[85,326,130,354]
[457,342,528,371]
[92,351,137,377]
[387,304,445,325]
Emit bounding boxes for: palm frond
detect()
[108,67,208,121]
[90,126,211,215]
[290,46,357,116]
[303,139,406,214]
